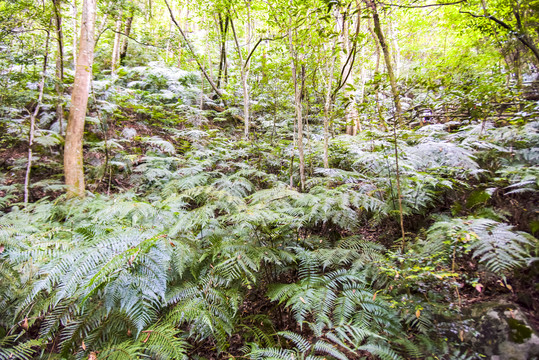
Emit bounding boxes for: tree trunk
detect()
[287,26,305,191]
[243,1,252,139]
[119,11,134,65]
[25,27,51,205]
[72,0,77,68]
[216,14,228,89]
[64,0,96,198]
[368,22,386,130]
[230,12,251,139]
[341,10,354,135]
[52,0,65,135]
[111,12,122,75]
[323,37,337,169]
[369,0,402,122]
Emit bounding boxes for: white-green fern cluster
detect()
[425,217,537,274]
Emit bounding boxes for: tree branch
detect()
[105,27,165,49]
[459,10,539,64]
[163,0,225,102]
[378,0,466,9]
[243,36,285,70]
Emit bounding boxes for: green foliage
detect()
[426,217,537,274]
[1,0,538,357]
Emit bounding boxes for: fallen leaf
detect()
[82,340,86,350]
[88,352,97,360]
[459,329,464,342]
[299,297,306,304]
[372,292,377,301]
[0,244,4,253]
[475,283,484,293]
[21,317,28,330]
[415,309,421,318]
[142,332,151,343]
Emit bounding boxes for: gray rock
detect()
[121,127,137,140]
[439,301,539,360]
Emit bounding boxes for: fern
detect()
[426,217,537,274]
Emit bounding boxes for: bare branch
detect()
[378,0,466,9]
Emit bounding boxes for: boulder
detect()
[439,300,539,360]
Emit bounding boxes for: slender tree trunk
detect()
[64,0,96,198]
[230,14,251,138]
[216,14,228,89]
[25,27,51,205]
[355,44,365,134]
[393,123,406,249]
[52,0,65,135]
[368,23,386,130]
[287,26,305,191]
[341,10,354,135]
[323,37,337,169]
[243,1,252,139]
[111,12,122,75]
[72,0,77,68]
[388,18,400,79]
[119,11,133,65]
[369,0,402,122]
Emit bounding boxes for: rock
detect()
[438,301,539,360]
[121,127,137,140]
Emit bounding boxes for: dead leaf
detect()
[21,317,28,330]
[82,340,86,350]
[372,292,377,301]
[88,352,97,360]
[299,297,306,304]
[0,244,5,253]
[475,283,484,293]
[142,331,151,343]
[415,309,421,318]
[459,329,464,342]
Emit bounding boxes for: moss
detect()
[506,318,533,344]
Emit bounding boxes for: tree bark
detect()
[64,0,96,198]
[323,37,337,168]
[119,11,134,65]
[216,14,229,89]
[287,26,306,191]
[52,0,65,135]
[369,0,402,122]
[340,9,356,135]
[72,0,77,68]
[25,27,51,205]
[230,13,251,139]
[111,11,122,75]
